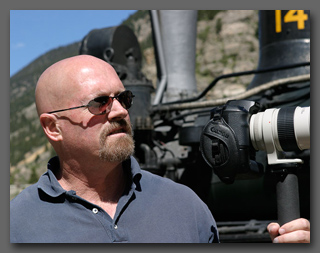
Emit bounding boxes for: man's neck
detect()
[56,159,127,218]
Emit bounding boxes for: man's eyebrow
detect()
[81,93,108,103]
[96,89,125,96]
[83,89,126,103]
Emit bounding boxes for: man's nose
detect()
[107,98,129,121]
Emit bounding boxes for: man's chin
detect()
[99,135,135,162]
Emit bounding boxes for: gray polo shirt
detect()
[10,156,219,243]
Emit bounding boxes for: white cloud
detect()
[11,42,26,49]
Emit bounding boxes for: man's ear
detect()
[39,114,63,142]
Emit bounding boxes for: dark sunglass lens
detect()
[88,96,111,115]
[118,90,134,109]
[86,91,134,115]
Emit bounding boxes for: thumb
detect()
[267,222,280,241]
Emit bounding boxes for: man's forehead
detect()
[70,61,122,87]
[76,75,125,102]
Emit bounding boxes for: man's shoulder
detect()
[138,169,217,232]
[10,183,42,236]
[10,183,40,211]
[139,169,202,202]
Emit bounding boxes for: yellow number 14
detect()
[275,10,308,33]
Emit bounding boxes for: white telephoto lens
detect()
[294,106,310,150]
[250,106,310,152]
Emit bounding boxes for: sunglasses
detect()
[47,90,135,115]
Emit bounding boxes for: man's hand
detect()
[267,218,310,243]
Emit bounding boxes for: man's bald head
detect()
[35,54,134,164]
[35,55,119,116]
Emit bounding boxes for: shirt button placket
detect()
[92,208,99,214]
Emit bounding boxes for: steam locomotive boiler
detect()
[79,10,310,242]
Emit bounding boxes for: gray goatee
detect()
[99,119,135,162]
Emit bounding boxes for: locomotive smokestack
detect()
[248,10,310,90]
[152,10,198,103]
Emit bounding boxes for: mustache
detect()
[100,119,133,139]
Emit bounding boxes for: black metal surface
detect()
[79,25,142,68]
[248,10,310,89]
[217,220,273,243]
[276,170,301,225]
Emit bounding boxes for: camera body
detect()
[200,100,310,184]
[200,100,262,184]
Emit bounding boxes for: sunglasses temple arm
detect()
[47,105,87,114]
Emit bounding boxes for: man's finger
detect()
[267,222,280,241]
[274,231,310,243]
[280,218,310,234]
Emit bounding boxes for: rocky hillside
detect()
[10,10,259,199]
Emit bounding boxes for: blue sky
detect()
[10,10,137,77]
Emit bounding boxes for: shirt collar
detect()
[37,156,66,198]
[37,156,143,198]
[127,156,142,191]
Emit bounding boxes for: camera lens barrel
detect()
[250,106,310,153]
[291,106,310,150]
[278,107,300,151]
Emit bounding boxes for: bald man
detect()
[10,55,309,243]
[34,55,135,219]
[10,55,219,243]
